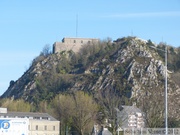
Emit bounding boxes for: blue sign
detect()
[1,121,10,129]
[0,119,29,135]
[0,120,10,129]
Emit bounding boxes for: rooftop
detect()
[0,108,58,121]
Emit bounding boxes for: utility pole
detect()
[150,45,168,134]
[165,45,168,135]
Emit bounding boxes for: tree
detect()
[40,44,52,57]
[34,64,73,104]
[52,94,74,135]
[97,87,122,135]
[0,98,32,112]
[38,100,52,113]
[138,87,164,128]
[168,117,180,128]
[52,91,99,135]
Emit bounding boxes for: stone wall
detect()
[53,37,99,53]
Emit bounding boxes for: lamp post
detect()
[150,45,168,134]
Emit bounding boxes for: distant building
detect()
[92,125,112,135]
[116,105,145,129]
[0,108,60,135]
[0,108,7,113]
[100,128,112,135]
[53,37,99,53]
[128,112,144,128]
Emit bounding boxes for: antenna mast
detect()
[131,29,133,37]
[76,14,78,37]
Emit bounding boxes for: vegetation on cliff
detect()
[1,36,180,134]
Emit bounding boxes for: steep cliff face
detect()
[1,36,180,119]
[2,53,64,100]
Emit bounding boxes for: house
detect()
[116,105,145,129]
[100,128,112,135]
[0,108,60,135]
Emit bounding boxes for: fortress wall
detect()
[53,37,99,53]
[53,42,84,53]
[63,37,99,45]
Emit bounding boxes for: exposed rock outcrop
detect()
[1,36,180,120]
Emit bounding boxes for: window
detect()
[42,117,48,120]
[53,126,55,130]
[36,125,38,130]
[44,125,47,130]
[81,40,83,44]
[74,40,76,43]
[34,117,40,120]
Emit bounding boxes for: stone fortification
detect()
[53,37,99,53]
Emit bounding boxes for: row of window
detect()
[73,40,91,44]
[35,125,56,131]
[31,133,57,135]
[0,116,49,120]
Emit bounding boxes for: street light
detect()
[150,45,168,134]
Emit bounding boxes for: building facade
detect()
[116,105,145,129]
[53,37,99,53]
[128,112,144,128]
[0,108,60,135]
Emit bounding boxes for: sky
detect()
[0,0,180,95]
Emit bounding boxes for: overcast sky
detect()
[0,0,180,95]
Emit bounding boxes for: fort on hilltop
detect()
[53,37,99,53]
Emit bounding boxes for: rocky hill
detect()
[1,36,180,120]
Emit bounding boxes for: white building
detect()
[116,105,145,129]
[0,108,60,135]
